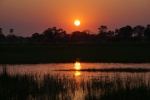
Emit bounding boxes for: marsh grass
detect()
[0,67,150,100]
[85,74,150,100]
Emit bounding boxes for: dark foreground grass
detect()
[0,67,150,100]
[0,42,150,64]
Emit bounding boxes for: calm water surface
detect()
[0,63,150,79]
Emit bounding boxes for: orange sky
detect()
[0,0,150,36]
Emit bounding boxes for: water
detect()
[0,63,150,100]
[1,63,150,77]
[1,62,150,72]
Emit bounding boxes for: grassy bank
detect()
[0,42,150,64]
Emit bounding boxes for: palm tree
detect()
[98,25,108,34]
[10,29,14,35]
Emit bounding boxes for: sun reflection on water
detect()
[74,61,81,70]
[75,71,81,76]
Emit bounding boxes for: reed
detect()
[85,74,150,100]
[0,67,150,100]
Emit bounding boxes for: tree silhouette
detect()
[53,28,68,41]
[133,25,145,40]
[117,25,133,40]
[10,29,14,35]
[0,28,2,34]
[6,34,17,42]
[71,31,90,42]
[42,28,54,42]
[31,33,41,42]
[0,28,6,42]
[41,27,68,42]
[98,26,108,40]
[144,24,150,40]
[1,24,150,43]
[49,27,68,42]
[98,26,107,33]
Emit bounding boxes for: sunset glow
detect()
[0,0,150,36]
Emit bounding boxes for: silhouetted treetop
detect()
[133,25,145,40]
[1,24,150,43]
[98,25,108,33]
[10,29,14,35]
[117,25,133,40]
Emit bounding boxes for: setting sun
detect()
[74,20,80,26]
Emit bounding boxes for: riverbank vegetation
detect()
[0,42,150,64]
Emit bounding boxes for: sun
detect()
[74,20,80,26]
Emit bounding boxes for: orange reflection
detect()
[75,71,81,76]
[74,61,81,70]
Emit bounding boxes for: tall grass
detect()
[0,67,150,100]
[85,74,150,100]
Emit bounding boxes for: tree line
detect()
[0,24,150,43]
